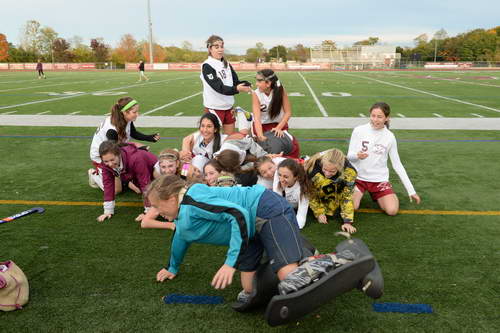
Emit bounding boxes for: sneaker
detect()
[236,290,252,304]
[235,106,252,121]
[88,168,99,188]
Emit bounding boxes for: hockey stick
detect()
[0,207,45,224]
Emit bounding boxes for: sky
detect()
[1,0,499,54]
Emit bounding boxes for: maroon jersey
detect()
[101,144,158,204]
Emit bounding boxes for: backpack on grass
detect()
[0,260,29,311]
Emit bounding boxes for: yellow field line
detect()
[1,200,499,216]
[0,200,142,207]
[356,208,500,216]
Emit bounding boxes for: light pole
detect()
[147,0,154,64]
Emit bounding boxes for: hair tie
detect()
[276,80,281,87]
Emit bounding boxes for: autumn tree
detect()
[245,42,267,63]
[0,34,9,61]
[354,37,379,46]
[39,27,58,60]
[268,45,287,62]
[287,44,309,63]
[20,20,41,53]
[53,38,73,62]
[112,34,139,64]
[139,41,166,62]
[90,38,110,62]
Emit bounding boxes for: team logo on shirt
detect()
[373,144,387,155]
[207,74,214,80]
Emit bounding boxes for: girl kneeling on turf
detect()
[347,102,421,215]
[97,141,157,222]
[274,159,311,229]
[149,175,306,301]
[304,149,357,234]
[251,69,300,158]
[89,97,159,190]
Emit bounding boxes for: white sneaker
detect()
[88,168,99,188]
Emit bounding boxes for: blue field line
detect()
[0,134,499,143]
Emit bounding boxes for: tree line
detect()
[0,20,498,64]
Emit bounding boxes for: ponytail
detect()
[110,96,135,142]
[257,69,283,120]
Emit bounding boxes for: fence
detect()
[2,61,500,71]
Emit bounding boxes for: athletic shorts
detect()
[204,107,235,125]
[236,190,303,273]
[254,122,300,158]
[355,179,395,201]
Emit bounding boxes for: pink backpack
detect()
[0,260,29,311]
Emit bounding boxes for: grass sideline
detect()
[1,126,499,332]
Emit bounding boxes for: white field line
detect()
[298,72,328,117]
[174,112,184,116]
[397,113,406,118]
[142,74,255,116]
[381,72,500,88]
[1,111,17,115]
[0,75,198,111]
[434,78,500,88]
[0,76,137,93]
[358,113,366,117]
[36,111,51,115]
[0,79,39,84]
[339,72,500,113]
[471,113,484,118]
[433,113,444,118]
[68,111,81,115]
[143,92,202,115]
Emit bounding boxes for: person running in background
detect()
[304,149,357,234]
[200,35,252,135]
[138,60,149,82]
[89,97,159,191]
[347,102,421,215]
[36,59,46,79]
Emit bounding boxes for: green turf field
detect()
[1,123,499,331]
[1,70,499,118]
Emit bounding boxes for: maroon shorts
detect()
[355,179,395,201]
[204,107,235,125]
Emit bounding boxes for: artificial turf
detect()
[1,126,499,332]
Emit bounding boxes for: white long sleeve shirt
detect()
[347,123,416,196]
[273,179,309,229]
